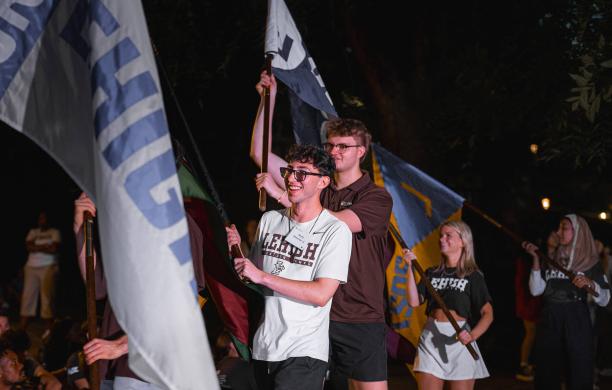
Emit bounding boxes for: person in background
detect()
[20,211,61,333]
[64,349,89,389]
[0,329,61,390]
[73,194,160,390]
[48,320,91,389]
[73,189,204,389]
[523,214,611,389]
[514,232,556,382]
[0,342,26,390]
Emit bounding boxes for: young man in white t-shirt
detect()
[250,72,393,390]
[20,211,61,331]
[227,144,352,390]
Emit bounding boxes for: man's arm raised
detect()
[250,71,287,191]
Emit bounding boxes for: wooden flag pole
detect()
[153,42,249,275]
[389,224,480,361]
[463,202,598,297]
[83,211,100,390]
[259,54,273,212]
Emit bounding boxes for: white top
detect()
[250,209,352,362]
[529,269,610,306]
[25,228,61,267]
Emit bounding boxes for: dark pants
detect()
[253,357,327,390]
[534,302,594,390]
[596,307,612,370]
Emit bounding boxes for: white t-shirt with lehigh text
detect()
[249,208,352,362]
[25,228,61,267]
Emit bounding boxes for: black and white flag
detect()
[265,0,337,145]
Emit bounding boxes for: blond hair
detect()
[438,220,479,278]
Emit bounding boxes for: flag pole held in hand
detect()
[389,224,480,361]
[463,202,599,297]
[259,54,273,212]
[83,211,100,390]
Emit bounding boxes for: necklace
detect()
[287,207,324,234]
[441,267,457,277]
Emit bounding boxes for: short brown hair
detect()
[325,118,372,155]
[285,144,335,178]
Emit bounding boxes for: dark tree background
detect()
[0,0,610,374]
[142,0,612,233]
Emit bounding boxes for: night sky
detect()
[0,0,611,373]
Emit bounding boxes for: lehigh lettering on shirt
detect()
[261,233,320,267]
[545,269,570,281]
[430,277,469,292]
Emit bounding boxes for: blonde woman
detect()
[403,221,493,390]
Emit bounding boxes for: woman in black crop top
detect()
[522,214,610,390]
[403,220,493,390]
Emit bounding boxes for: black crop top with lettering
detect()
[417,267,492,325]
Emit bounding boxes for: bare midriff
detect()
[430,308,466,323]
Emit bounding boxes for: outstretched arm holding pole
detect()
[74,193,130,389]
[390,224,480,361]
[463,202,599,297]
[250,65,290,208]
[258,54,274,212]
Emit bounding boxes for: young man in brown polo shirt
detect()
[250,72,393,390]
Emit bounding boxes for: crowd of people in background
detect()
[0,72,610,390]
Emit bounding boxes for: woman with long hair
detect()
[522,214,610,389]
[403,220,493,390]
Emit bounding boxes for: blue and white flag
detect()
[372,144,465,248]
[372,143,465,351]
[0,1,217,389]
[265,0,337,145]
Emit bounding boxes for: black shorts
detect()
[252,357,327,390]
[330,321,387,381]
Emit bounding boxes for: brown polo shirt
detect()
[321,172,393,323]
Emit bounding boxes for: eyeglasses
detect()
[280,167,325,182]
[323,142,362,153]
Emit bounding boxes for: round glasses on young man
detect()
[322,142,362,153]
[280,167,325,182]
